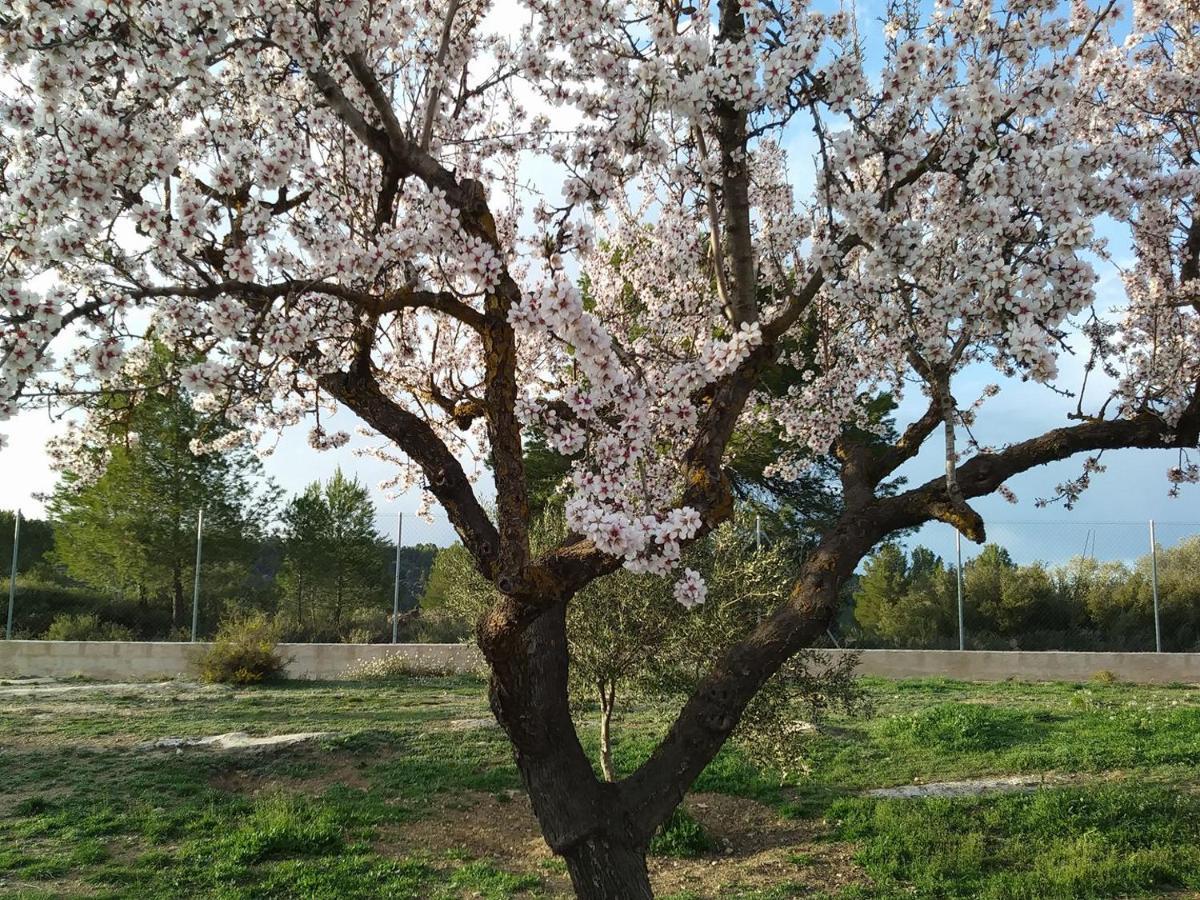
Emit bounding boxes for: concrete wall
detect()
[0,640,204,681]
[0,640,486,681]
[0,640,1197,684]
[843,649,1200,685]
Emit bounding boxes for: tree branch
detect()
[618,392,1200,839]
[316,368,501,577]
[126,279,486,330]
[419,0,463,151]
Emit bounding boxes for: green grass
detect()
[1,674,1198,897]
[830,784,1200,898]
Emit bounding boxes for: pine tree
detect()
[277,469,387,638]
[47,346,275,633]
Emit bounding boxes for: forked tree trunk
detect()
[482,601,654,899]
[480,525,876,898]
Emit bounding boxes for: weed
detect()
[649,807,714,858]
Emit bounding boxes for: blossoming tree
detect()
[2,0,1196,895]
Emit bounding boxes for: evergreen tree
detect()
[277,469,388,638]
[853,543,958,647]
[47,347,275,633]
[0,511,55,580]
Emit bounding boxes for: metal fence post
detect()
[6,510,19,640]
[956,528,965,651]
[755,514,761,552]
[191,509,203,642]
[392,512,404,644]
[1149,519,1162,653]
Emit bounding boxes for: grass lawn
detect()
[1,674,1199,898]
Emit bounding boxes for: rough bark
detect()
[481,599,652,899]
[560,834,653,900]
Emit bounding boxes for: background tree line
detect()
[849,539,1200,652]
[1,346,436,642]
[5,343,1194,650]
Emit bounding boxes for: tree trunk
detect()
[598,682,616,784]
[171,562,183,630]
[561,833,653,899]
[481,600,654,900]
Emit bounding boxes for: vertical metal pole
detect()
[755,514,761,552]
[191,509,203,642]
[392,512,403,644]
[1150,519,1162,653]
[6,510,20,640]
[956,528,965,651]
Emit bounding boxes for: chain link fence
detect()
[5,505,1200,652]
[836,521,1200,653]
[1,508,445,645]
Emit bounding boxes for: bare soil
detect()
[377,789,867,898]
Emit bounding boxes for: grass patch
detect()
[830,783,1200,898]
[448,860,542,896]
[2,675,1199,897]
[877,702,1043,753]
[218,795,344,864]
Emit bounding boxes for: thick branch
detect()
[127,279,485,330]
[874,396,944,479]
[303,49,531,585]
[714,0,757,326]
[345,51,410,151]
[881,400,1200,538]
[317,369,500,577]
[619,395,1200,839]
[307,66,390,156]
[619,515,877,839]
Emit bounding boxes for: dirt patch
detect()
[654,794,865,898]
[210,753,373,795]
[0,785,72,817]
[0,680,219,698]
[444,717,499,731]
[378,790,556,862]
[137,731,332,752]
[375,790,865,898]
[865,772,1080,799]
[0,876,104,897]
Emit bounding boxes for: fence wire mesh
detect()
[835,522,1200,653]
[3,507,1199,651]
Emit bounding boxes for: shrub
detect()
[401,608,473,643]
[341,650,463,680]
[342,653,418,680]
[648,807,714,858]
[4,580,165,639]
[198,613,288,684]
[43,613,134,642]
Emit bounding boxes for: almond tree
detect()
[1,2,1197,896]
